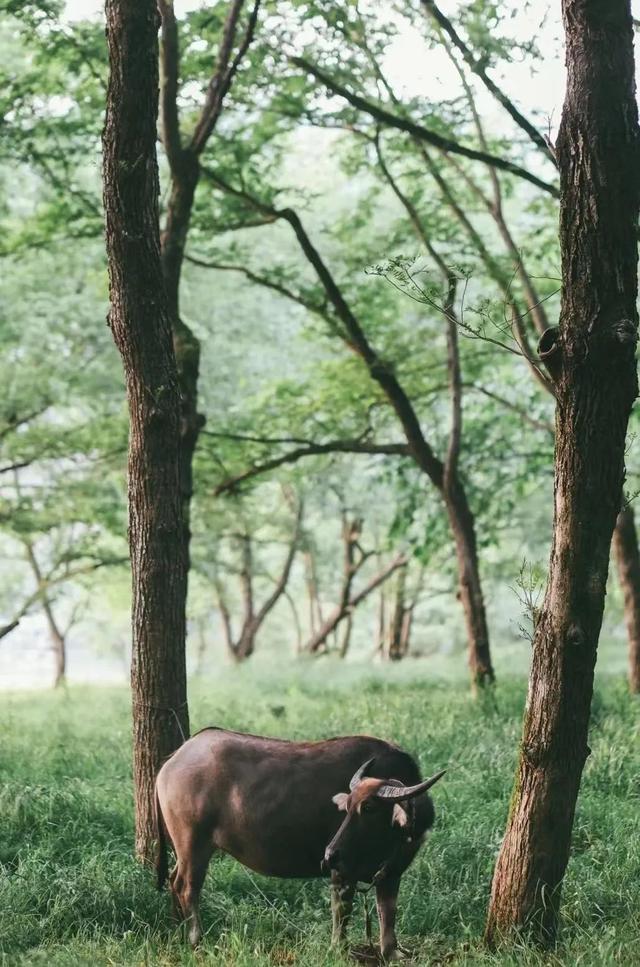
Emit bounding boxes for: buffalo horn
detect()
[375,769,446,801]
[349,757,376,791]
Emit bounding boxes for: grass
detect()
[1,658,639,965]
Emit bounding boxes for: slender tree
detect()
[215,499,302,661]
[103,0,189,860]
[23,540,67,688]
[428,35,640,694]
[157,0,260,580]
[485,0,639,944]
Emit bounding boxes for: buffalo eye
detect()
[360,800,375,814]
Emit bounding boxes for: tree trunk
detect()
[103,0,190,862]
[304,548,324,635]
[157,0,259,584]
[376,584,387,657]
[23,541,67,688]
[612,503,640,694]
[387,564,407,661]
[399,606,413,659]
[485,0,639,944]
[44,604,66,688]
[339,613,353,658]
[160,160,204,574]
[444,478,494,687]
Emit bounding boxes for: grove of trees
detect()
[1,0,639,955]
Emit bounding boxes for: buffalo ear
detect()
[392,804,409,828]
[332,792,349,811]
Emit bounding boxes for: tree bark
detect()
[158,0,259,574]
[612,503,640,694]
[158,14,205,585]
[103,0,189,862]
[162,168,204,573]
[485,0,639,944]
[444,479,494,686]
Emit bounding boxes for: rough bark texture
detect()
[161,165,203,570]
[103,0,189,862]
[613,503,640,693]
[158,14,204,581]
[485,0,639,944]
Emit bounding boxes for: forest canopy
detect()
[1,0,598,685]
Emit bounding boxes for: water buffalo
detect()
[154,727,445,960]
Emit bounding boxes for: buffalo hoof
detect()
[350,944,412,963]
[349,943,380,963]
[382,944,411,962]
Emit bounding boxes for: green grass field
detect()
[1,659,639,965]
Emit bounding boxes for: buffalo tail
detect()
[154,786,168,891]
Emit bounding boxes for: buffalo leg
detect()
[330,872,355,947]
[375,875,402,961]
[169,864,183,921]
[174,841,214,947]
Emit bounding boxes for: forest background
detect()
[2,0,635,689]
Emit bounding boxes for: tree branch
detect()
[190,0,261,156]
[305,553,408,653]
[441,55,553,340]
[0,459,34,476]
[214,579,235,654]
[158,0,183,174]
[0,403,51,441]
[204,170,446,486]
[421,0,555,163]
[214,439,410,494]
[290,56,559,197]
[185,253,326,316]
[372,135,463,482]
[468,384,553,435]
[444,275,462,483]
[416,144,553,392]
[0,557,127,638]
[0,619,19,642]
[253,498,303,626]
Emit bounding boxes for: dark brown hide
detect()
[155,728,440,953]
